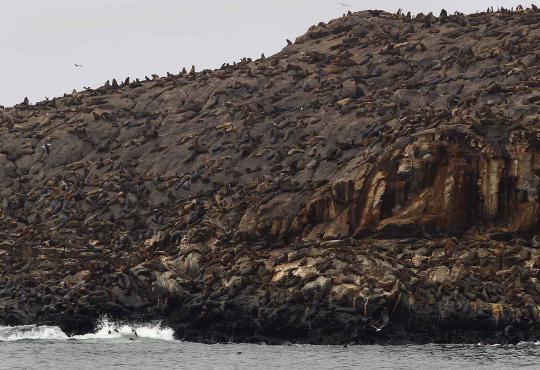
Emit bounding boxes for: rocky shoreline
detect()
[1,8,540,344]
[2,235,540,344]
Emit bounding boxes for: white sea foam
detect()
[71,317,175,341]
[0,317,174,342]
[0,325,68,341]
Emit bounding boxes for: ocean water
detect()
[1,319,539,369]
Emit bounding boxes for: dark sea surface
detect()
[1,321,539,369]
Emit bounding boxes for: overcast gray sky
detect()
[0,0,534,106]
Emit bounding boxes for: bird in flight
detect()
[369,322,389,332]
[339,2,350,7]
[74,63,83,68]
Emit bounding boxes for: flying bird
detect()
[74,63,83,68]
[339,2,350,7]
[369,322,389,332]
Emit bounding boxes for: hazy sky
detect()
[0,0,534,106]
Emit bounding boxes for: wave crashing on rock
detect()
[0,318,174,342]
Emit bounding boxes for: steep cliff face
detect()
[1,8,540,343]
[299,126,540,240]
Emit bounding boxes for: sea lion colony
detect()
[1,8,540,344]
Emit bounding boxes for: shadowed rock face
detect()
[302,126,540,239]
[1,8,540,344]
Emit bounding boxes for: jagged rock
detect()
[0,154,16,183]
[171,252,202,278]
[302,276,332,298]
[110,287,144,309]
[428,266,450,285]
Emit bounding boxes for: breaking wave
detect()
[0,325,68,341]
[0,317,174,342]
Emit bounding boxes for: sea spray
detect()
[0,317,174,341]
[0,325,68,341]
[71,317,175,341]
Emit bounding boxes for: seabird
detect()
[74,63,83,68]
[41,142,51,155]
[132,329,139,338]
[369,322,389,332]
[339,2,350,7]
[286,39,293,45]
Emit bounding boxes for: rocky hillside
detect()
[1,8,540,344]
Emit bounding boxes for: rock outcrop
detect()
[1,8,540,344]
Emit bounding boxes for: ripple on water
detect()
[0,326,539,370]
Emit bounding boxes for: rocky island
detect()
[1,8,540,344]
